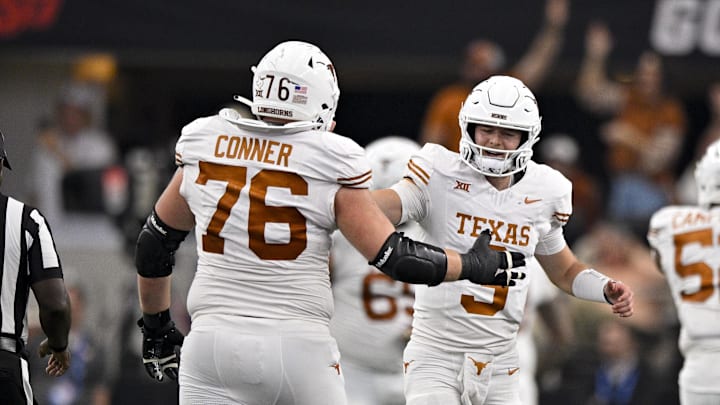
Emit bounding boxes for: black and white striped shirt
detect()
[0,193,63,350]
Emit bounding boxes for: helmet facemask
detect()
[458,75,541,177]
[460,128,538,177]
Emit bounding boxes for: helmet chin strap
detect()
[220,107,320,134]
[232,94,332,132]
[478,155,511,175]
[232,95,324,129]
[233,95,253,109]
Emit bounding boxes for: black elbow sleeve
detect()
[369,232,447,286]
[135,210,189,278]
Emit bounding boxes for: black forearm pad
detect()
[369,232,447,286]
[135,210,189,278]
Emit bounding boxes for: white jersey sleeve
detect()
[174,113,371,326]
[534,171,572,256]
[401,143,438,223]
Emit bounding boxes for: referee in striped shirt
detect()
[0,130,71,404]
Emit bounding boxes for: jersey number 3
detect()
[196,161,308,260]
[461,244,509,316]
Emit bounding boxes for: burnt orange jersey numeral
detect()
[362,272,413,320]
[673,228,717,302]
[196,162,308,260]
[460,244,509,316]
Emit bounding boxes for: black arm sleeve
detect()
[369,232,447,286]
[135,210,189,278]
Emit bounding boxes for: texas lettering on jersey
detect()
[455,212,531,247]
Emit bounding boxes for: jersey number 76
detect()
[196,161,308,260]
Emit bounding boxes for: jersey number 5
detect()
[674,228,719,302]
[196,161,308,260]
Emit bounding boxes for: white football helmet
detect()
[238,41,339,132]
[695,139,720,207]
[458,75,541,177]
[365,136,420,190]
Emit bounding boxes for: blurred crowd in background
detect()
[1,0,719,404]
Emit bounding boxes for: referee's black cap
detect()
[0,130,11,170]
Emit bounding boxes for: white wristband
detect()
[572,269,611,304]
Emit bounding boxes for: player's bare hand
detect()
[38,338,71,377]
[604,280,634,317]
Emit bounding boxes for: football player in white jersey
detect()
[330,136,424,405]
[647,140,720,405]
[372,75,635,405]
[133,42,527,405]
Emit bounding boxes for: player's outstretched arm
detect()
[603,280,634,318]
[336,187,526,286]
[538,246,634,318]
[370,187,404,225]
